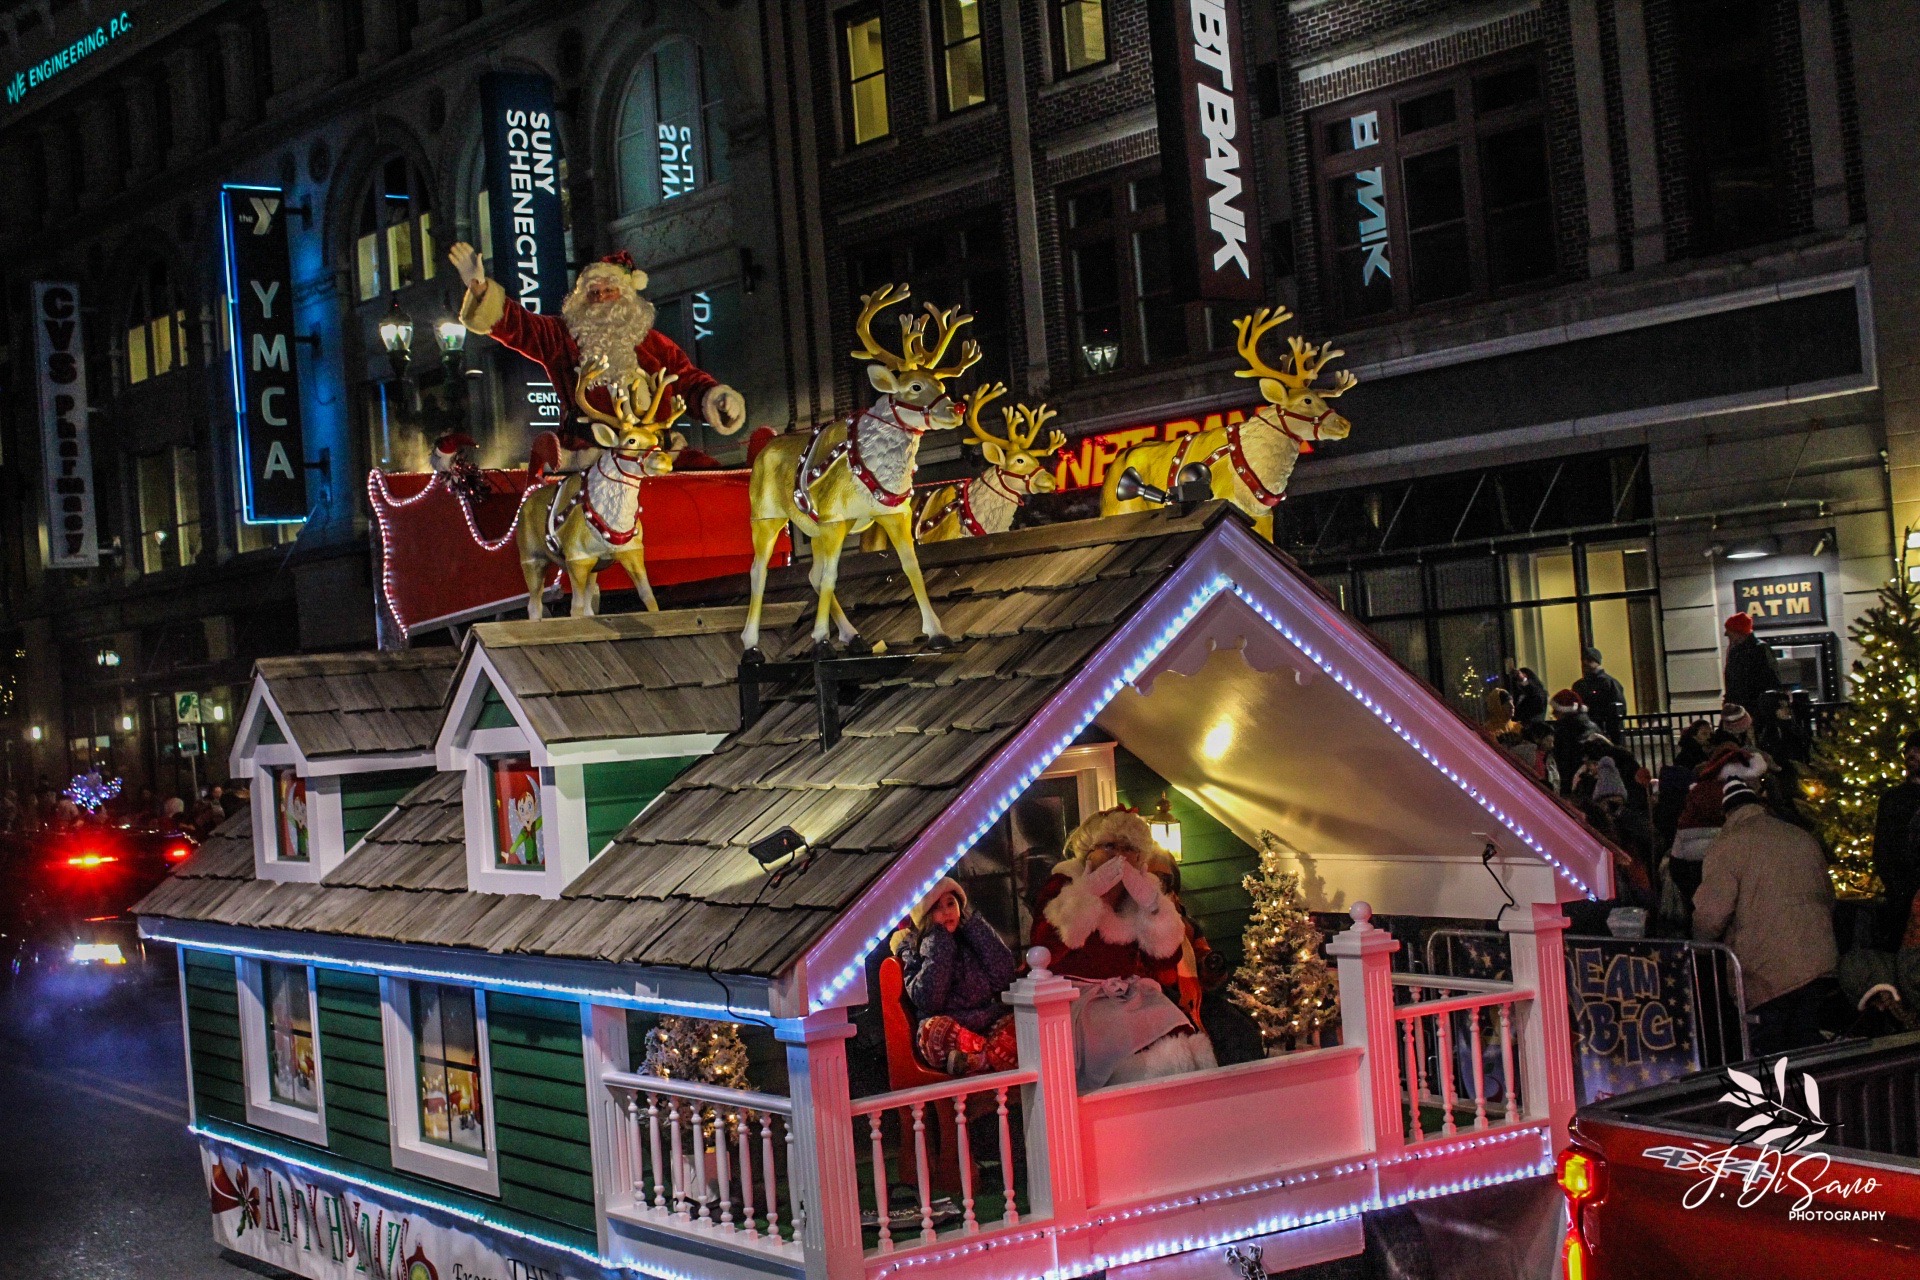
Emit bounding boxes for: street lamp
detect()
[378,298,415,381]
[436,316,474,376]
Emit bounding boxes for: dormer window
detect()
[486,755,544,870]
[271,767,311,863]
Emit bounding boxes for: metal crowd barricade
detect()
[1420,928,1751,1072]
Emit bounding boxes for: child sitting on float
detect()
[1032,808,1218,1089]
[891,878,1019,1077]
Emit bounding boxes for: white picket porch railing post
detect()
[777,1007,866,1280]
[1501,899,1577,1149]
[1004,947,1084,1221]
[1326,901,1405,1154]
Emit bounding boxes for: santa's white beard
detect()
[563,292,655,387]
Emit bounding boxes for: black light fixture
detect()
[377,297,414,381]
[749,826,807,869]
[1725,535,1779,562]
[1114,463,1212,509]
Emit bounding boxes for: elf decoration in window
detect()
[447,241,746,478]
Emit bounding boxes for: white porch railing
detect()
[848,1067,1038,1251]
[590,900,1576,1280]
[601,1069,803,1258]
[1389,974,1527,1142]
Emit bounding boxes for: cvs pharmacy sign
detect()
[31,282,100,567]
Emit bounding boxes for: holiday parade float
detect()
[135,287,1614,1280]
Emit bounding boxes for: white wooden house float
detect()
[138,505,1611,1280]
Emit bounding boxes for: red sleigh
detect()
[369,466,790,640]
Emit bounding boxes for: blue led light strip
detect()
[817,570,1597,1009]
[144,929,763,1023]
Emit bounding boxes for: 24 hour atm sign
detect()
[221,185,308,523]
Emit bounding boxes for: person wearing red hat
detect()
[445,241,745,468]
[1548,688,1597,796]
[1721,610,1782,726]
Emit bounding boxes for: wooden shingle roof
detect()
[139,507,1222,976]
[257,648,458,757]
[466,604,811,744]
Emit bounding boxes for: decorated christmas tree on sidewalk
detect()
[1802,539,1920,898]
[640,1016,753,1090]
[1229,831,1339,1052]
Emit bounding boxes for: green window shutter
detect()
[486,992,595,1233]
[583,756,697,857]
[315,968,393,1171]
[339,768,436,851]
[182,950,246,1125]
[475,683,518,730]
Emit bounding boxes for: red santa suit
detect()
[459,255,728,454]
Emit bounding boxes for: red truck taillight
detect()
[1557,1142,1608,1279]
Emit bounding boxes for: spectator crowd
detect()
[0,778,245,840]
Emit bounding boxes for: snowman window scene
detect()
[272,767,309,862]
[487,755,543,869]
[263,963,317,1111]
[412,983,486,1155]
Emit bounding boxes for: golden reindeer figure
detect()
[741,284,987,654]
[1099,306,1355,540]
[516,356,681,619]
[870,387,1067,546]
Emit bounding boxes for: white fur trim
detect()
[1103,1029,1217,1087]
[1719,752,1771,780]
[1043,857,1187,959]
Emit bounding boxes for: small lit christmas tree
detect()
[1230,831,1339,1052]
[640,1016,752,1090]
[1802,538,1920,897]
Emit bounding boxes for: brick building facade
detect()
[781,0,1896,722]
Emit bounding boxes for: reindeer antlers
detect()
[966,387,1065,457]
[1003,402,1064,453]
[1232,306,1356,398]
[573,356,686,430]
[850,283,984,379]
[964,382,1009,445]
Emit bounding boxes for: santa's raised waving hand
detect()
[449,242,746,448]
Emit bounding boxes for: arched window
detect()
[126,262,190,386]
[615,38,730,216]
[354,154,436,302]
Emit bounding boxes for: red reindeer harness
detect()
[792,399,934,523]
[1163,405,1336,509]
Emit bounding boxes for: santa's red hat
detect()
[1549,689,1583,716]
[429,432,478,472]
[575,250,648,295]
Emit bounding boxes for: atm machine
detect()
[1763,631,1840,703]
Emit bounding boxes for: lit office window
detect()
[936,0,988,115]
[842,7,890,146]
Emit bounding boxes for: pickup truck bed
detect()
[1563,1031,1920,1278]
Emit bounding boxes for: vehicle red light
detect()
[166,844,192,860]
[65,853,119,867]
[1557,1142,1606,1278]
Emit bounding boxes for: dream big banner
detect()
[201,1142,607,1280]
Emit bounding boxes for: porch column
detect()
[1501,901,1577,1149]
[777,1008,865,1280]
[1326,902,1404,1154]
[1005,948,1085,1220]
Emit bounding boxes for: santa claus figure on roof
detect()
[448,241,745,476]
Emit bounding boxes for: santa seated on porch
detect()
[1032,809,1217,1090]
[448,241,746,478]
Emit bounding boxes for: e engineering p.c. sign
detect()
[1149,0,1264,303]
[221,185,308,524]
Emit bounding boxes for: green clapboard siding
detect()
[487,992,595,1233]
[183,950,246,1125]
[317,969,393,1171]
[1115,746,1260,973]
[475,684,518,729]
[341,768,436,851]
[583,756,696,857]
